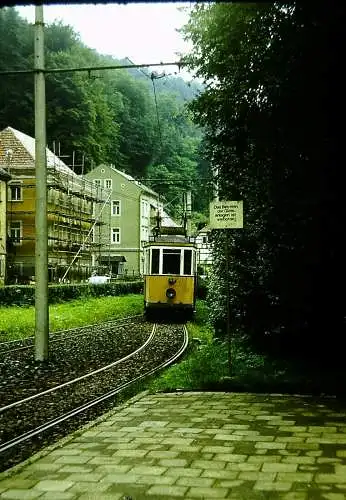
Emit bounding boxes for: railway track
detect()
[0,321,188,472]
[0,316,151,403]
[0,314,144,354]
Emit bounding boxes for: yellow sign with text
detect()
[209,200,243,229]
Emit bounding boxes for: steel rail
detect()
[0,322,155,413]
[0,324,188,454]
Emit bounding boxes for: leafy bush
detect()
[196,280,208,300]
[0,281,143,307]
[149,300,289,393]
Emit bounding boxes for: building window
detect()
[9,221,22,245]
[111,200,120,216]
[105,179,112,189]
[111,227,120,244]
[202,236,207,244]
[9,183,22,201]
[94,179,102,188]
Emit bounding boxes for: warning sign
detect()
[209,200,243,229]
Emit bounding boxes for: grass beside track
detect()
[2,295,345,397]
[0,294,143,341]
[150,301,346,398]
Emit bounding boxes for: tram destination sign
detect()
[209,200,243,229]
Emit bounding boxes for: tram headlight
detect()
[166,288,176,299]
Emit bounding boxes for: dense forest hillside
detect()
[123,60,204,102]
[0,7,211,220]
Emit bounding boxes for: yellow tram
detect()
[143,233,197,318]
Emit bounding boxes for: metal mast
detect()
[34,4,49,361]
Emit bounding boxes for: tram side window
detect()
[144,249,150,273]
[184,249,192,275]
[163,249,181,275]
[151,249,160,274]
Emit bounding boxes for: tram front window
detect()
[163,249,181,274]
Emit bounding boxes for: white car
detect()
[88,275,111,285]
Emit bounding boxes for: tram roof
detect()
[145,235,196,246]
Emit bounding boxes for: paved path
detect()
[1,392,346,499]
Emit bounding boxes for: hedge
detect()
[0,281,143,307]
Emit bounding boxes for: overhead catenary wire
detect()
[125,57,151,79]
[151,74,164,153]
[124,57,165,154]
[0,61,184,76]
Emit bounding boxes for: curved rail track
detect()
[0,321,188,472]
[0,317,152,403]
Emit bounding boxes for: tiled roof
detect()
[0,126,76,176]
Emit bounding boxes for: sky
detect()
[15,3,195,80]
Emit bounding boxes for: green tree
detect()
[182,3,342,360]
[145,89,207,218]
[44,37,122,170]
[1,8,209,221]
[110,70,157,177]
[0,8,34,133]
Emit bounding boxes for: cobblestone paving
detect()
[1,392,346,499]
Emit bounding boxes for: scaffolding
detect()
[7,164,111,284]
[47,165,111,282]
[0,127,111,283]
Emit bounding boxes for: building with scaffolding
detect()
[0,126,110,284]
[85,164,166,277]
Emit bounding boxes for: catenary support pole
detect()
[186,191,192,237]
[34,4,49,361]
[225,229,232,375]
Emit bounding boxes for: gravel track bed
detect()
[0,317,151,405]
[0,316,143,355]
[0,322,185,473]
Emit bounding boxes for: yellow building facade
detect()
[0,126,109,283]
